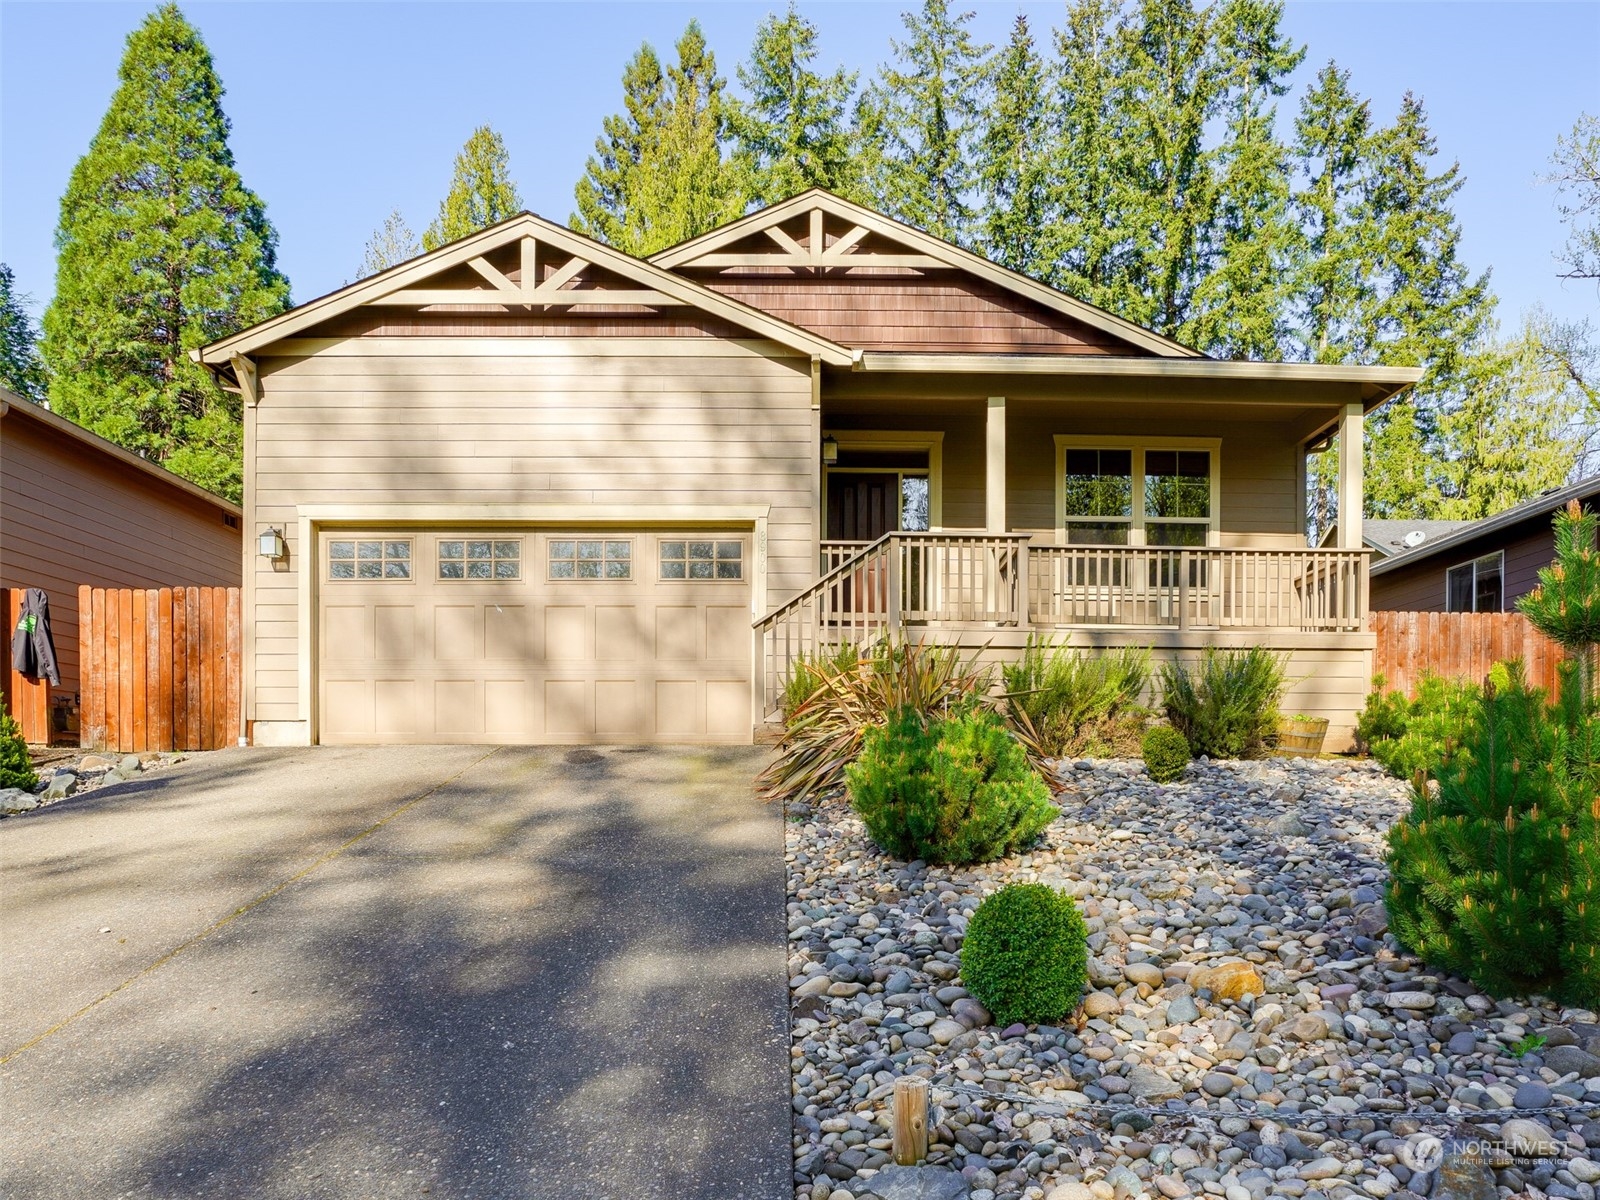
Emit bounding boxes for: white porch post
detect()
[986,396,1006,533]
[1337,401,1364,550]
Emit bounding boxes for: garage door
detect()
[317,529,752,744]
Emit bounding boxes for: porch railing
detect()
[1026,545,1368,633]
[755,536,1369,717]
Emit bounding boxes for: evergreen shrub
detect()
[0,702,38,790]
[1001,637,1150,757]
[1386,664,1600,1007]
[846,705,1055,865]
[1159,647,1287,759]
[1356,673,1480,780]
[961,883,1089,1027]
[1141,725,1191,783]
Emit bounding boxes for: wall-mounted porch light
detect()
[258,527,286,560]
[821,434,839,466]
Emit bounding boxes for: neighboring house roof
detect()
[0,387,242,516]
[1361,519,1474,560]
[650,188,1204,360]
[194,211,859,369]
[1368,476,1600,577]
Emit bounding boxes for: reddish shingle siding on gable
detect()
[317,308,750,340]
[684,272,1153,355]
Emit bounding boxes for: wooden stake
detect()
[893,1077,930,1166]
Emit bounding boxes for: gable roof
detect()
[650,189,1205,360]
[1360,519,1474,560]
[1369,475,1600,577]
[0,387,241,515]
[195,211,858,368]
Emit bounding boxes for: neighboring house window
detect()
[328,539,411,581]
[1056,439,1220,546]
[1446,552,1504,612]
[549,539,631,580]
[439,539,521,580]
[660,539,743,580]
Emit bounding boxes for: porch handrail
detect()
[1027,544,1369,632]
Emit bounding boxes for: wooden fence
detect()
[1369,610,1567,698]
[79,586,241,752]
[2,588,53,744]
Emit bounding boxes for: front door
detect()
[826,473,900,541]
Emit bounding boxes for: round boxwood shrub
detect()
[961,883,1089,1027]
[1142,724,1191,783]
[846,705,1055,865]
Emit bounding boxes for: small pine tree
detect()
[0,701,38,790]
[1519,499,1600,657]
[1385,666,1599,1007]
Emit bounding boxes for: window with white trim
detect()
[328,539,412,581]
[1057,440,1219,546]
[1446,552,1503,612]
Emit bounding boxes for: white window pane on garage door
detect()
[318,530,751,744]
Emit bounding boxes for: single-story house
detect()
[1369,476,1600,614]
[194,191,1420,751]
[0,388,243,740]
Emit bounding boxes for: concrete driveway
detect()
[0,745,787,1200]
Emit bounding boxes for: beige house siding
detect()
[0,397,241,709]
[823,400,1307,546]
[247,338,815,736]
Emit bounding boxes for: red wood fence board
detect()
[77,586,241,752]
[1,590,52,744]
[1369,610,1567,698]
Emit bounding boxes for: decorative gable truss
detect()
[372,235,689,310]
[666,208,948,274]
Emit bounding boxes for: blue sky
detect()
[2,1,1596,334]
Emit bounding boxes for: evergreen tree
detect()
[0,265,46,400]
[422,126,521,251]
[1043,0,1127,310]
[572,22,741,255]
[976,14,1052,275]
[861,0,992,243]
[1363,93,1494,519]
[1184,0,1303,358]
[728,5,857,207]
[358,208,420,278]
[40,4,289,502]
[1110,0,1224,337]
[1434,329,1581,519]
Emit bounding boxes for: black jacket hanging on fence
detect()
[10,588,60,687]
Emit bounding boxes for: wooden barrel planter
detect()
[1278,716,1329,758]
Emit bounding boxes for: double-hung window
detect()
[1057,438,1220,547]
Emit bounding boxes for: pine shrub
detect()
[1001,637,1150,757]
[961,883,1089,1027]
[0,702,38,790]
[846,705,1056,865]
[1358,673,1481,780]
[1141,725,1191,783]
[1159,647,1287,759]
[1386,664,1600,1008]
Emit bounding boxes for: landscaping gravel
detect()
[0,750,195,815]
[784,756,1600,1200]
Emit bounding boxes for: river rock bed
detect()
[0,750,191,816]
[785,756,1600,1200]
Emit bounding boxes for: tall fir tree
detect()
[975,14,1052,275]
[0,265,47,401]
[40,4,288,502]
[728,5,858,207]
[1043,0,1127,310]
[860,0,992,244]
[572,22,741,255]
[422,126,521,251]
[359,208,420,278]
[1183,0,1303,359]
[1110,0,1225,338]
[1362,92,1494,519]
